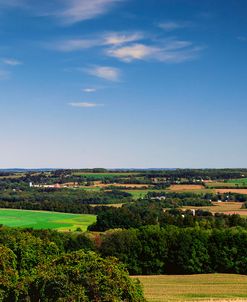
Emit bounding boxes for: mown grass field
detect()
[137,274,247,301]
[181,202,244,213]
[0,209,96,231]
[205,182,238,188]
[206,178,247,189]
[227,178,247,185]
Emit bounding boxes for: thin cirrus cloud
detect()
[86,66,121,81]
[53,0,123,25]
[106,40,202,63]
[158,21,192,31]
[0,0,123,25]
[2,58,23,66]
[107,44,158,62]
[48,31,202,64]
[69,102,103,108]
[47,32,143,52]
[47,38,98,52]
[82,88,97,93]
[103,32,144,46]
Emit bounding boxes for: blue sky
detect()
[0,0,247,168]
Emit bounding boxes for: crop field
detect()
[182,202,247,215]
[216,189,247,195]
[169,184,205,191]
[0,209,96,231]
[137,274,247,301]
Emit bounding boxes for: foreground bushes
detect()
[0,228,145,301]
[0,248,145,302]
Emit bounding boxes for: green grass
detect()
[0,209,96,231]
[125,190,149,199]
[80,187,102,192]
[227,178,247,185]
[205,182,238,188]
[136,274,247,301]
[206,178,247,188]
[126,189,214,200]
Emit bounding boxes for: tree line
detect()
[89,201,247,231]
[99,225,247,275]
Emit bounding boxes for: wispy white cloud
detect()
[107,43,158,62]
[2,58,23,66]
[51,0,123,25]
[87,66,120,81]
[157,46,203,63]
[103,32,143,45]
[0,0,123,25]
[47,31,202,70]
[47,38,98,52]
[107,40,202,63]
[69,102,103,107]
[82,88,97,93]
[46,31,142,52]
[159,21,192,31]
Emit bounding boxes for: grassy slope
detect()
[206,178,247,188]
[0,209,96,231]
[136,274,247,301]
[227,178,247,185]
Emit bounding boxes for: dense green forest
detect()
[100,225,247,275]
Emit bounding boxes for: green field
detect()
[206,178,247,188]
[227,178,247,185]
[0,209,96,231]
[205,182,238,188]
[137,274,247,301]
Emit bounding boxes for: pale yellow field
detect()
[169,184,205,191]
[182,202,247,216]
[136,274,247,302]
